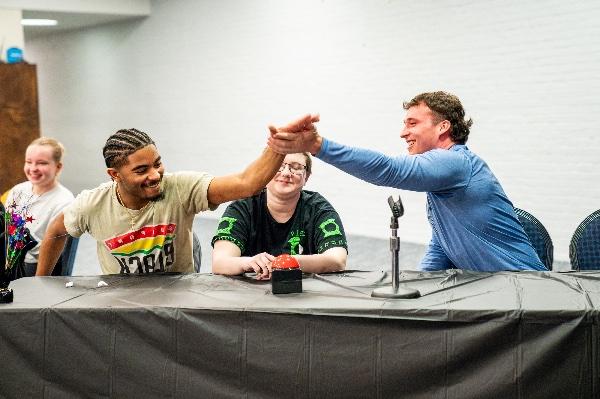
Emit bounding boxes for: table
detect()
[1,270,599,398]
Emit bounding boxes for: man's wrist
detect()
[310,135,324,156]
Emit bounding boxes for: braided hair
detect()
[103,128,155,168]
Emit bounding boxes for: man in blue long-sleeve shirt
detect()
[268,91,547,272]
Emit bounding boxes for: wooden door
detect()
[0,63,40,195]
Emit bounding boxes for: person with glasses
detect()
[211,152,348,280]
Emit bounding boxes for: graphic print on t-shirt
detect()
[104,224,176,273]
[287,229,306,255]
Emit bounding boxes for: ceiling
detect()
[22,9,146,39]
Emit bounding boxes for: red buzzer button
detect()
[271,254,300,269]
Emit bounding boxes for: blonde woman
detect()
[5,137,74,276]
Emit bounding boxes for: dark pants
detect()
[23,262,37,277]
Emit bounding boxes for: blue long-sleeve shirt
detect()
[317,138,547,272]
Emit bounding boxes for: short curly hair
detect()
[403,91,473,144]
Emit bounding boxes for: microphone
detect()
[371,195,420,299]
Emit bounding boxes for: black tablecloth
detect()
[1,270,599,398]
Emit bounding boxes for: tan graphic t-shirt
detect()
[63,172,214,274]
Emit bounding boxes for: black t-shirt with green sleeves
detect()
[211,189,347,257]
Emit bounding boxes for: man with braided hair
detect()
[268,91,547,272]
[36,120,317,275]
[211,152,347,280]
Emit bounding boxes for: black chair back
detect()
[569,210,600,270]
[193,232,201,273]
[53,236,80,276]
[515,208,553,270]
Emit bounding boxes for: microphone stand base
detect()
[371,286,420,299]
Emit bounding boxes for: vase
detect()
[0,265,13,303]
[0,262,13,303]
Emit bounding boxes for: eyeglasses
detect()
[278,162,306,175]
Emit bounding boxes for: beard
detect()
[149,191,165,202]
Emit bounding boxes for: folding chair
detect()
[514,207,554,270]
[569,210,600,270]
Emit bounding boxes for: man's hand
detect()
[242,252,275,280]
[268,113,323,155]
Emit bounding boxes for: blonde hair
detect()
[29,137,65,164]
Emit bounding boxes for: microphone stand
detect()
[371,196,420,299]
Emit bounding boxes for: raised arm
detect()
[35,212,69,276]
[208,115,320,205]
[207,147,283,205]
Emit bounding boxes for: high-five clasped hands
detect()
[268,113,322,155]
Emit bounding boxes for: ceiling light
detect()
[21,19,58,26]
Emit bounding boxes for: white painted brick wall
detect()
[25,0,600,263]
